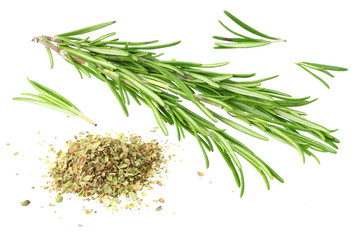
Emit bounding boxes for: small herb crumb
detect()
[150,126,159,132]
[83,209,93,214]
[6,143,10,146]
[13,152,19,156]
[55,195,63,203]
[20,200,31,206]
[142,191,147,197]
[49,203,56,207]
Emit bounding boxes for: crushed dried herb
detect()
[55,195,63,203]
[20,200,31,206]
[47,132,167,209]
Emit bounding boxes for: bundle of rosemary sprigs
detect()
[29,21,339,196]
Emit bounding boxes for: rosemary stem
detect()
[32,37,60,53]
[79,113,97,126]
[42,36,63,43]
[33,37,87,66]
[272,39,286,43]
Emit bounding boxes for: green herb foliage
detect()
[33,21,338,196]
[213,10,285,49]
[13,78,96,126]
[295,62,348,89]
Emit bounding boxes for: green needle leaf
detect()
[212,111,269,141]
[224,10,280,40]
[45,47,54,69]
[269,126,305,163]
[297,64,330,89]
[83,46,129,56]
[125,40,181,50]
[56,21,116,37]
[27,78,77,110]
[220,83,273,101]
[194,132,210,169]
[13,97,77,116]
[296,62,347,89]
[214,41,271,48]
[300,62,348,71]
[14,80,96,126]
[214,142,241,188]
[217,20,253,39]
[143,96,168,136]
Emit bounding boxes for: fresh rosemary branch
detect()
[213,10,285,49]
[32,21,338,196]
[295,62,348,89]
[13,78,97,126]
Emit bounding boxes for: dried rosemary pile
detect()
[48,133,167,205]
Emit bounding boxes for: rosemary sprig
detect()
[213,10,285,49]
[13,78,96,126]
[295,62,348,89]
[32,21,338,196]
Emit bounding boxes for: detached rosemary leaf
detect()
[297,64,330,89]
[28,79,77,110]
[300,62,348,72]
[214,11,285,49]
[14,79,96,126]
[296,61,348,89]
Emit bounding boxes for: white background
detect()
[1,0,359,239]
